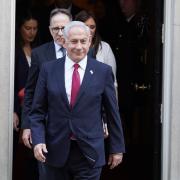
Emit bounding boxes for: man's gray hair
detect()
[63,21,90,40]
[49,8,72,25]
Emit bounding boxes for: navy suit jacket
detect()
[30,56,125,168]
[21,41,56,128]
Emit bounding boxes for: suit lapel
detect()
[55,57,95,110]
[55,58,70,110]
[73,58,95,108]
[46,41,56,61]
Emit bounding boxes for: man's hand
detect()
[22,129,32,149]
[108,153,123,169]
[34,143,48,162]
[13,112,20,132]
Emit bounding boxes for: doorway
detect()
[13,0,163,180]
[97,0,163,180]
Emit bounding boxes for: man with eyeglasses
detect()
[30,21,125,180]
[21,8,72,149]
[35,0,81,43]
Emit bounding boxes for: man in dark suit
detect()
[30,21,125,180]
[36,0,82,43]
[21,8,72,148]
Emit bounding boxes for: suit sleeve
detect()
[30,63,48,146]
[102,66,125,154]
[21,50,40,129]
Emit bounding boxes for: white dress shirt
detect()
[54,42,65,59]
[26,55,31,67]
[65,55,87,103]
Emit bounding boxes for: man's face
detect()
[119,0,137,18]
[54,0,72,8]
[49,14,70,45]
[64,26,91,63]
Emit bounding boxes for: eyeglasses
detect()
[51,26,65,34]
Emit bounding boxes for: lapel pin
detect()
[90,70,93,74]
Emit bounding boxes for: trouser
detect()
[39,141,102,180]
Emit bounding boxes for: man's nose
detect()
[58,29,63,36]
[76,42,83,49]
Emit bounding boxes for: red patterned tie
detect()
[70,63,80,108]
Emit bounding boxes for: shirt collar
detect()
[65,55,87,71]
[54,42,62,52]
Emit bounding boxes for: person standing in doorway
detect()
[21,8,72,149]
[13,9,39,180]
[30,21,125,180]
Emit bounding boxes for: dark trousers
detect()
[39,141,102,180]
[13,143,39,180]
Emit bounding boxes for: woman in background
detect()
[75,10,118,89]
[13,8,39,180]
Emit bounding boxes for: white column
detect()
[0,0,15,179]
[163,0,180,179]
[169,0,180,179]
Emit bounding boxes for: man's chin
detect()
[75,56,85,62]
[56,40,63,46]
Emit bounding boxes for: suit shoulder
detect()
[99,41,114,56]
[42,58,64,69]
[32,41,53,53]
[43,59,58,67]
[101,41,111,49]
[90,57,111,69]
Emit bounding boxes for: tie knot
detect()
[74,63,79,69]
[59,47,66,56]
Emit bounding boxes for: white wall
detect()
[170,0,180,179]
[0,0,15,179]
[162,0,180,179]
